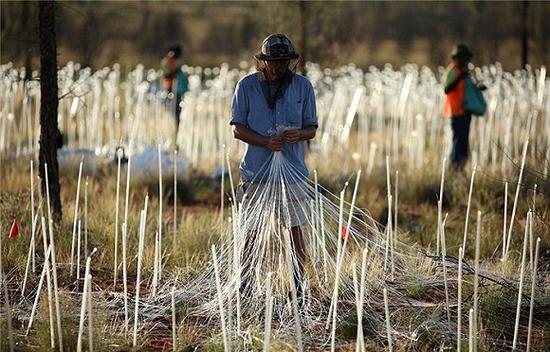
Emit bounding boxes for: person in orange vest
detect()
[443,44,473,170]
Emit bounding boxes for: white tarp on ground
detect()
[56,146,188,179]
[130,146,188,179]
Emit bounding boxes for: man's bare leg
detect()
[291,226,306,303]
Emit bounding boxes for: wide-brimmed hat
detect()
[254,33,299,61]
[451,44,473,61]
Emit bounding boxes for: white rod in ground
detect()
[457,246,463,352]
[383,288,393,352]
[157,144,163,282]
[263,272,273,352]
[77,220,82,281]
[526,237,541,352]
[504,139,529,260]
[513,210,531,350]
[123,143,132,262]
[394,170,398,234]
[529,204,534,269]
[352,262,360,352]
[77,257,92,352]
[462,164,476,253]
[220,144,225,223]
[2,270,15,352]
[122,222,129,336]
[84,177,88,258]
[44,163,63,351]
[171,286,177,352]
[133,201,147,348]
[87,273,94,351]
[473,210,481,346]
[173,149,177,250]
[30,159,36,271]
[469,308,475,352]
[41,216,55,350]
[26,244,52,335]
[212,245,230,352]
[327,187,347,337]
[22,213,39,296]
[152,231,159,296]
[356,245,368,352]
[436,157,446,255]
[441,213,450,323]
[226,151,236,208]
[70,160,84,277]
[114,150,122,288]
[48,218,63,352]
[501,182,508,261]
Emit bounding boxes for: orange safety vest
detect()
[444,65,465,117]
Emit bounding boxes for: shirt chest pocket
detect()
[285,100,303,128]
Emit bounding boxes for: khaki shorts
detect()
[235,180,309,227]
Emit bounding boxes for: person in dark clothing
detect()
[443,44,473,170]
[161,45,189,142]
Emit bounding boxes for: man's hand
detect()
[283,129,302,144]
[266,135,283,151]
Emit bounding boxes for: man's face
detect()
[264,60,290,81]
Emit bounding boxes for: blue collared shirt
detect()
[230,72,318,182]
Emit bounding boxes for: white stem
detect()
[87,271,93,352]
[22,213,39,296]
[394,170,398,234]
[437,158,446,255]
[220,144,225,223]
[526,237,540,352]
[114,153,121,288]
[70,160,83,277]
[152,231,159,296]
[502,182,508,261]
[358,246,368,352]
[469,308,475,352]
[441,213,450,323]
[48,218,63,352]
[41,216,55,350]
[77,258,91,352]
[505,139,529,260]
[122,222,129,336]
[462,164,476,253]
[457,246,463,352]
[212,245,230,352]
[226,151,236,207]
[473,211,481,339]
[77,220,81,281]
[174,149,178,250]
[133,203,147,347]
[513,210,531,350]
[30,159,36,272]
[84,178,88,258]
[158,144,163,283]
[328,187,346,336]
[172,286,177,352]
[26,245,52,335]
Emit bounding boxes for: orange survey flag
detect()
[9,219,19,238]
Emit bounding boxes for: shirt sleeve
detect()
[229,78,248,126]
[302,80,318,128]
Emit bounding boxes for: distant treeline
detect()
[2,1,548,71]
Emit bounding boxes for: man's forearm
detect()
[232,124,269,147]
[299,126,317,141]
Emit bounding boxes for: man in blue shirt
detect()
[230,34,317,300]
